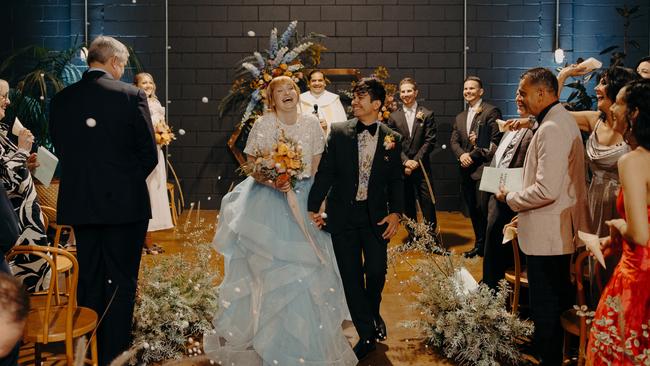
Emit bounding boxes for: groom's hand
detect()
[379,213,400,240]
[309,211,325,229]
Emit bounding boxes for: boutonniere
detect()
[416,111,425,121]
[383,134,396,150]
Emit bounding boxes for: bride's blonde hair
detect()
[265,76,301,113]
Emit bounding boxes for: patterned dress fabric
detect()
[0,123,49,291]
[586,190,650,365]
[204,113,357,366]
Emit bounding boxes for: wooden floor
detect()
[149,210,483,366]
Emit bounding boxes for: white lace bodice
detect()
[244,113,325,178]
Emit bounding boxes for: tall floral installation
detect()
[218,21,325,126]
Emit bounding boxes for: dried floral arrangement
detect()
[390,218,534,365]
[129,240,221,365]
[217,21,325,125]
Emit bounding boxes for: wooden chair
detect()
[504,237,528,314]
[40,205,76,250]
[561,248,614,365]
[167,182,178,226]
[7,245,98,365]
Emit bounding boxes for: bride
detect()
[204,76,357,366]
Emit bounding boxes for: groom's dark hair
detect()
[353,77,386,110]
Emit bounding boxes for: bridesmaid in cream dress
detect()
[134,73,173,252]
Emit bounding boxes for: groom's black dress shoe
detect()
[353,338,376,360]
[374,316,387,341]
[463,247,483,258]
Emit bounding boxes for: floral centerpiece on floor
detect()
[129,242,221,365]
[391,218,534,365]
[217,21,325,125]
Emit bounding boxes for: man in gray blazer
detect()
[497,67,588,365]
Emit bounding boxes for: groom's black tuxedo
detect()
[386,105,437,228]
[308,119,404,341]
[50,69,157,365]
[308,119,404,238]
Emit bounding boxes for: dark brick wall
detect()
[3,0,649,211]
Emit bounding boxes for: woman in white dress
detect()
[134,73,173,253]
[204,76,357,366]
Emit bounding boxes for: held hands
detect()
[274,179,291,193]
[606,219,626,243]
[469,132,477,146]
[459,152,473,168]
[404,167,412,176]
[378,213,400,240]
[17,128,34,152]
[309,211,325,229]
[404,160,419,170]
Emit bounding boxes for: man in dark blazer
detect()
[386,77,438,233]
[450,76,502,258]
[308,78,404,361]
[481,122,533,290]
[50,36,157,365]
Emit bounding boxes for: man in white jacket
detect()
[300,70,348,136]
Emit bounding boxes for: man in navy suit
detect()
[386,77,437,235]
[50,36,157,365]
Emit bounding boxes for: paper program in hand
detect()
[578,230,606,269]
[502,225,518,244]
[33,146,59,187]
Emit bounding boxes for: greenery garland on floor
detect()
[130,241,221,365]
[391,218,534,365]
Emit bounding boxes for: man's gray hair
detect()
[87,36,129,65]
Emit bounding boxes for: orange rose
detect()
[272,68,283,77]
[279,63,288,70]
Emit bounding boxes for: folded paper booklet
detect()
[502,225,518,244]
[577,231,606,269]
[12,117,25,137]
[479,167,523,194]
[33,146,58,187]
[578,57,602,73]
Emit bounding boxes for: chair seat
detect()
[504,268,529,286]
[55,255,73,272]
[560,308,581,336]
[24,306,98,343]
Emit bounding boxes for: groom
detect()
[308,77,404,360]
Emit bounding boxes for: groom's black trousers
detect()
[331,201,388,341]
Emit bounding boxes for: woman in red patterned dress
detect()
[587,79,650,365]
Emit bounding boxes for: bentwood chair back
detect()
[7,245,98,365]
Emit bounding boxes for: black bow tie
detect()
[356,122,378,136]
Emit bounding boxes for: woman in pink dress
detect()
[587,79,650,365]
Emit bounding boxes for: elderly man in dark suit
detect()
[308,78,404,361]
[450,76,502,258]
[386,77,438,235]
[50,36,157,365]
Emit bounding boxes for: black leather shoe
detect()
[374,316,387,341]
[353,338,377,360]
[463,247,483,258]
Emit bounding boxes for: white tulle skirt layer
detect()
[204,177,357,366]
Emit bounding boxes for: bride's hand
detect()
[309,211,325,229]
[275,179,291,193]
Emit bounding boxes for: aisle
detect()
[152,210,481,366]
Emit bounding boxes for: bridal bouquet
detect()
[154,120,175,146]
[241,130,305,189]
